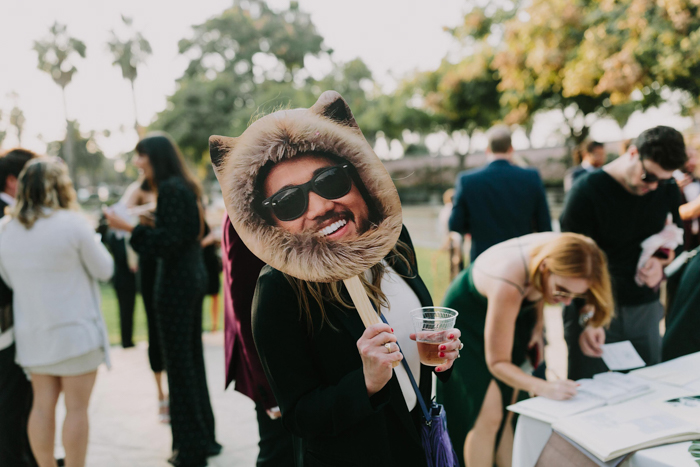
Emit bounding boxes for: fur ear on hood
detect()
[210,90,402,282]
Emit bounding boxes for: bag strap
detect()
[380,314,432,424]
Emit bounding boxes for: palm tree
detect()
[0,111,6,149]
[107,15,152,135]
[10,106,25,146]
[33,22,86,181]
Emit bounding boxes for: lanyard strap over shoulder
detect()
[380,314,432,424]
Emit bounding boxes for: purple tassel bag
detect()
[418,403,459,467]
[381,316,459,467]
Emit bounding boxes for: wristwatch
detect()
[578,308,594,328]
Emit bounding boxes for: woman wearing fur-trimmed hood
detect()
[210,91,462,466]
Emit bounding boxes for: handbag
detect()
[381,315,459,467]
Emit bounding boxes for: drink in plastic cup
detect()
[411,307,458,366]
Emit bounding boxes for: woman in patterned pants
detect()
[105,133,220,467]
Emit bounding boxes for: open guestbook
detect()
[508,372,653,423]
[550,390,700,462]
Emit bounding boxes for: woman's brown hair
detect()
[529,233,614,327]
[12,157,80,229]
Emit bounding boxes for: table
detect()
[512,352,700,467]
[512,415,696,467]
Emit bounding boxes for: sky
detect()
[0,0,694,159]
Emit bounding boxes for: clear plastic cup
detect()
[411,307,459,366]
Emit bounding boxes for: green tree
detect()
[47,121,107,188]
[448,0,700,145]
[178,0,325,82]
[418,48,502,168]
[107,15,152,132]
[151,0,329,167]
[33,22,86,180]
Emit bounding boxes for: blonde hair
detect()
[285,240,414,333]
[12,157,80,229]
[529,233,614,327]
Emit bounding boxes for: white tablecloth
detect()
[512,415,696,467]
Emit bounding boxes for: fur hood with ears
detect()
[209,91,402,282]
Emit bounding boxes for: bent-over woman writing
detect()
[437,232,614,467]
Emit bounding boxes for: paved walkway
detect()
[55,332,260,467]
[57,308,567,466]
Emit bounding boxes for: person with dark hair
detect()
[561,125,687,380]
[252,152,462,466]
[210,92,463,467]
[0,157,113,467]
[449,124,552,262]
[564,140,607,192]
[0,147,37,467]
[0,148,38,215]
[104,133,219,467]
[221,214,294,467]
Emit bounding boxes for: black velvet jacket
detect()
[252,227,450,467]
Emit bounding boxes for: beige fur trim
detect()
[210,91,402,282]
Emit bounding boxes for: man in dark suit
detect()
[0,148,38,467]
[449,125,552,262]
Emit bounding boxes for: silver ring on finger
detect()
[384,343,392,354]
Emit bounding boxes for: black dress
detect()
[130,176,216,466]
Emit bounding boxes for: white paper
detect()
[578,379,627,400]
[509,392,605,420]
[632,352,700,386]
[592,372,649,392]
[601,341,646,371]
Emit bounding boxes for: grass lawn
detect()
[101,247,457,345]
[100,283,224,345]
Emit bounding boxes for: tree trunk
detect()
[61,87,77,184]
[130,79,141,136]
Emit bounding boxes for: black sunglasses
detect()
[640,157,672,185]
[262,164,352,221]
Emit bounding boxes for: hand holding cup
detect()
[410,307,460,372]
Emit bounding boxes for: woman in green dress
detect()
[437,232,614,467]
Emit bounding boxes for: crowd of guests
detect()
[440,125,699,467]
[0,135,221,467]
[0,115,699,467]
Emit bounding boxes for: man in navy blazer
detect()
[449,125,552,262]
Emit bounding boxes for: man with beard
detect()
[256,153,373,239]
[209,92,461,466]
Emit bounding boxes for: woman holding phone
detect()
[437,232,614,467]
